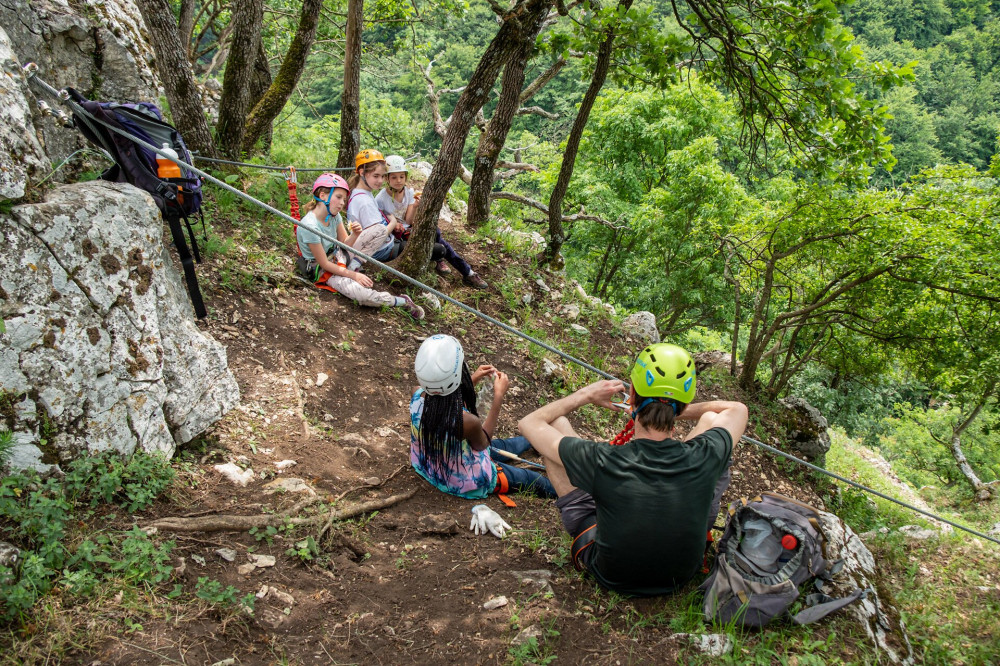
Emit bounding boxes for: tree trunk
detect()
[134,0,216,157]
[395,0,555,277]
[337,0,364,170]
[467,42,532,227]
[245,40,273,153]
[242,0,323,154]
[545,0,633,267]
[215,0,264,157]
[177,0,195,59]
[949,399,997,500]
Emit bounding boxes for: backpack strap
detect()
[165,214,207,319]
[790,587,868,625]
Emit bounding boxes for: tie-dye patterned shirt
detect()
[410,389,497,498]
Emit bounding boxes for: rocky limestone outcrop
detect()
[817,510,914,664]
[0,0,158,172]
[1,181,238,473]
[778,396,832,464]
[0,26,50,199]
[621,311,660,344]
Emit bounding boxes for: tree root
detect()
[144,489,417,533]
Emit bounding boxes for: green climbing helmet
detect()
[629,343,696,403]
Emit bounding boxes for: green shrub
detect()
[0,451,175,624]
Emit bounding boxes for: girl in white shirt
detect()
[375,155,488,289]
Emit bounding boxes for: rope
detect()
[192,155,352,172]
[191,152,422,174]
[26,68,999,548]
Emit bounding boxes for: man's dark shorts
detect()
[555,489,598,572]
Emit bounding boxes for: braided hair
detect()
[420,364,478,470]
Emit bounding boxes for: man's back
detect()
[559,427,732,596]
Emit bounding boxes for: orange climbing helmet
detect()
[355,149,385,170]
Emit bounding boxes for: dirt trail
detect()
[95,220,825,665]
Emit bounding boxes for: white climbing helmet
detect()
[414,334,464,396]
[385,154,407,174]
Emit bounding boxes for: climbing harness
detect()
[24,67,1000,548]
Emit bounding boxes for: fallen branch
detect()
[143,490,416,533]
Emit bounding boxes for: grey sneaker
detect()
[401,295,425,320]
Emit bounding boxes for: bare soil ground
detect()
[85,216,835,665]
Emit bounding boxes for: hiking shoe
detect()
[463,273,488,289]
[435,260,453,276]
[401,295,425,321]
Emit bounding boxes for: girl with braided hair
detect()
[409,335,556,499]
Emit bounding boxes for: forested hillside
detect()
[3,0,1000,662]
[273,0,1000,506]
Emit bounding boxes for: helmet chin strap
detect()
[314,191,335,224]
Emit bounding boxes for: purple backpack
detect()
[67,88,206,318]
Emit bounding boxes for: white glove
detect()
[470,504,511,538]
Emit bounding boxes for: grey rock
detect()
[413,161,433,179]
[511,570,554,596]
[483,595,508,610]
[569,324,589,335]
[0,0,159,172]
[521,293,532,305]
[671,633,733,657]
[419,292,442,311]
[817,511,914,664]
[248,554,276,568]
[1,182,238,472]
[898,525,938,541]
[777,397,832,464]
[560,304,580,320]
[693,350,739,374]
[988,522,1000,537]
[339,433,368,448]
[0,542,20,569]
[621,312,660,343]
[236,563,256,576]
[216,548,238,563]
[263,477,316,496]
[535,278,551,293]
[0,27,50,199]
[417,513,460,535]
[511,624,543,647]
[541,358,565,381]
[191,554,206,566]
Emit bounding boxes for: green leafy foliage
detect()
[0,452,174,624]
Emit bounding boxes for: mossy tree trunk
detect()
[242,0,323,154]
[337,0,364,170]
[395,0,555,278]
[466,42,532,228]
[134,0,216,157]
[545,0,633,267]
[215,0,264,157]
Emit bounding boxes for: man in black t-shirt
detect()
[519,343,748,596]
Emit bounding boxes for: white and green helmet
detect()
[385,155,407,174]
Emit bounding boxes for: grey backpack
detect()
[700,492,868,628]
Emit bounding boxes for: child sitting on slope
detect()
[376,155,487,289]
[296,173,424,320]
[409,334,556,499]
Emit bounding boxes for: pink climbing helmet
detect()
[312,173,350,195]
